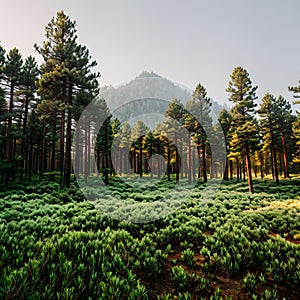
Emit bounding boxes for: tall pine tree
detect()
[1,48,23,183]
[218,108,232,180]
[226,67,258,193]
[165,99,184,182]
[17,56,39,179]
[35,11,99,187]
[258,93,280,185]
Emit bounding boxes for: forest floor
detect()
[0,175,299,299]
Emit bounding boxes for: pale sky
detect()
[1,0,300,107]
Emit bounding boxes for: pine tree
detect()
[226,66,258,193]
[292,115,300,165]
[1,48,23,183]
[35,11,99,187]
[0,43,7,171]
[218,109,232,180]
[130,120,148,177]
[0,86,6,159]
[110,117,121,174]
[258,93,280,185]
[143,130,155,176]
[119,121,132,175]
[94,98,112,183]
[228,106,244,182]
[183,105,196,183]
[153,123,167,179]
[289,81,300,104]
[165,98,184,182]
[288,79,300,172]
[275,96,293,178]
[186,83,212,182]
[17,56,39,179]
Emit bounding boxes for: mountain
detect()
[98,72,229,127]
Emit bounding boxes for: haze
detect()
[1,0,299,106]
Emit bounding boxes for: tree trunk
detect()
[187,134,191,184]
[167,142,170,181]
[270,130,279,186]
[144,153,148,174]
[180,140,184,179]
[236,158,240,182]
[39,123,46,181]
[175,134,179,182]
[157,139,161,179]
[197,145,201,179]
[265,156,269,176]
[139,138,143,177]
[259,153,264,179]
[149,144,153,178]
[104,122,109,182]
[60,109,65,186]
[21,95,30,180]
[223,158,229,181]
[133,151,137,173]
[84,120,88,183]
[28,126,33,181]
[49,117,56,180]
[229,160,233,180]
[270,149,275,180]
[281,130,289,178]
[192,146,196,181]
[4,82,15,185]
[60,80,67,186]
[65,84,73,188]
[202,140,207,183]
[245,141,254,193]
[74,123,80,179]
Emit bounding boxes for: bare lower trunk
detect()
[40,123,46,181]
[245,141,254,193]
[187,135,191,184]
[202,141,207,183]
[236,158,240,182]
[281,130,289,178]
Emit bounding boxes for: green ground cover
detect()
[0,177,299,299]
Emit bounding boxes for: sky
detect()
[1,0,300,107]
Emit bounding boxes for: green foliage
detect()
[243,272,256,289]
[171,266,188,290]
[178,292,192,300]
[181,249,194,268]
[226,66,259,192]
[0,178,299,298]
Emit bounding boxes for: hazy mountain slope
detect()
[99,72,229,124]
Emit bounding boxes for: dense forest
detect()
[1,11,300,194]
[1,10,300,300]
